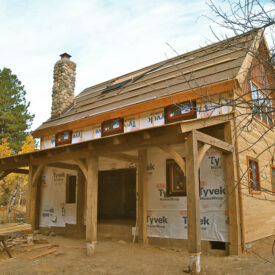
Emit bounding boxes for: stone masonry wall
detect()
[51,55,76,118]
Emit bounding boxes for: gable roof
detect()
[33,30,259,137]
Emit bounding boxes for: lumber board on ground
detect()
[29,249,57,260]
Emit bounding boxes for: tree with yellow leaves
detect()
[0,135,35,206]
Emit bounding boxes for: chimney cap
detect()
[60,53,71,59]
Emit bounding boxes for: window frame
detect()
[166,159,186,197]
[247,156,261,194]
[251,82,273,126]
[101,118,124,137]
[55,131,72,146]
[66,175,77,204]
[165,101,196,123]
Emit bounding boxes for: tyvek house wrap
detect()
[146,146,229,242]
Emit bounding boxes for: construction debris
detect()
[29,249,57,260]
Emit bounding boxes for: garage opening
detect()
[98,168,136,225]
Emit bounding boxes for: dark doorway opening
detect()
[210,241,226,250]
[98,168,136,224]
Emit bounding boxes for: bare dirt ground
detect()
[0,234,274,275]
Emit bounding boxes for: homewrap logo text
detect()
[147,216,168,229]
[200,186,225,200]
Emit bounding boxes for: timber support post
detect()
[86,153,98,255]
[137,149,148,244]
[186,130,201,273]
[224,121,242,255]
[77,169,85,235]
[28,164,44,231]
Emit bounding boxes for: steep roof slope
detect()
[34,30,258,134]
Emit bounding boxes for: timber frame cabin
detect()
[0,29,274,260]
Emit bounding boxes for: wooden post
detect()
[86,153,98,255]
[28,164,44,230]
[137,149,148,244]
[77,169,85,236]
[186,130,201,273]
[224,121,242,255]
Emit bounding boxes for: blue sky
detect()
[0,0,273,130]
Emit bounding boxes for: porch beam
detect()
[86,152,98,254]
[31,149,92,166]
[46,162,79,171]
[180,113,232,133]
[195,130,233,153]
[0,168,29,181]
[100,153,138,163]
[186,130,201,273]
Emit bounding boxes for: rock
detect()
[54,251,65,256]
[33,230,40,235]
[43,231,50,236]
[49,232,56,237]
[118,240,127,245]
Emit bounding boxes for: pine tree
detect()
[0,68,34,153]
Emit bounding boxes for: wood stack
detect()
[0,223,32,235]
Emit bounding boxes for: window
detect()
[251,83,273,125]
[248,157,260,193]
[55,131,72,146]
[166,159,186,196]
[271,166,275,195]
[165,101,196,123]
[66,175,76,203]
[102,118,124,136]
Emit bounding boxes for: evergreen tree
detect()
[0,68,34,153]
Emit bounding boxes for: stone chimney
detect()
[51,53,76,118]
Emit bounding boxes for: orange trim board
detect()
[32,79,238,138]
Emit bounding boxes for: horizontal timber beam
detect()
[180,113,233,133]
[46,162,80,171]
[0,123,186,171]
[100,153,138,163]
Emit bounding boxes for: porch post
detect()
[186,130,201,273]
[137,149,148,244]
[28,164,44,230]
[224,121,242,255]
[86,153,98,255]
[77,169,85,235]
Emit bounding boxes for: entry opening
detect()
[98,168,136,225]
[210,241,226,250]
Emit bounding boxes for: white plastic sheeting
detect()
[146,146,229,242]
[39,167,77,228]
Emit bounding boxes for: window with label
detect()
[66,175,76,203]
[165,101,196,123]
[166,159,186,196]
[102,118,124,136]
[251,83,273,125]
[55,131,72,146]
[248,158,260,193]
